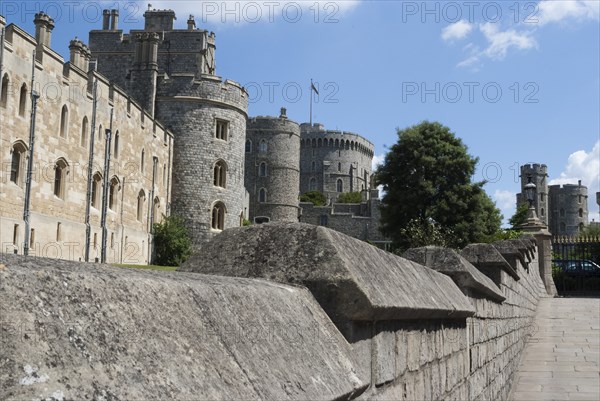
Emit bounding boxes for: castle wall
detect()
[245,113,300,223]
[548,183,589,236]
[0,16,173,264]
[300,123,374,202]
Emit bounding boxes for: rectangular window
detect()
[13,224,19,246]
[110,232,115,249]
[215,120,228,141]
[56,222,62,241]
[30,229,35,248]
[93,233,97,249]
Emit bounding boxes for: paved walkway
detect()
[511,297,600,401]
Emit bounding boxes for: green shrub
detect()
[300,191,327,206]
[336,191,362,203]
[152,214,192,267]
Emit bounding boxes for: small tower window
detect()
[113,131,120,158]
[311,161,316,172]
[153,197,161,222]
[18,83,27,117]
[259,188,267,203]
[215,120,229,141]
[213,160,227,188]
[81,117,89,147]
[560,208,565,217]
[59,105,69,138]
[141,149,145,173]
[109,177,119,211]
[245,139,252,153]
[91,172,102,208]
[337,179,343,193]
[579,208,583,218]
[1,74,9,108]
[338,162,341,172]
[211,202,226,230]
[137,190,146,222]
[54,159,68,199]
[259,162,268,177]
[10,142,27,187]
[309,178,317,191]
[259,139,268,153]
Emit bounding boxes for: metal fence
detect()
[552,235,600,294]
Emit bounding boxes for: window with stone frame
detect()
[259,188,267,203]
[212,202,226,230]
[309,178,317,191]
[81,117,89,147]
[59,105,69,138]
[259,139,268,153]
[245,139,252,153]
[0,74,9,108]
[213,160,227,188]
[259,162,268,177]
[18,83,27,117]
[53,159,68,199]
[336,179,343,193]
[91,172,102,208]
[109,177,120,211]
[137,190,146,222]
[215,119,229,141]
[10,142,27,187]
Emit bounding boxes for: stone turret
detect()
[69,38,91,71]
[548,181,588,235]
[245,109,301,223]
[144,8,176,31]
[33,12,54,47]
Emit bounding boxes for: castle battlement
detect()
[300,123,374,158]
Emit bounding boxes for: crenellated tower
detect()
[517,164,549,225]
[89,8,247,248]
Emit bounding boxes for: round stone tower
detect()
[299,123,374,202]
[156,77,248,246]
[518,164,549,225]
[548,182,588,236]
[245,108,301,223]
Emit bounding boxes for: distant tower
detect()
[517,164,549,225]
[548,181,589,236]
[89,9,248,248]
[245,108,300,223]
[299,123,374,202]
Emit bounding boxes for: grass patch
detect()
[112,263,177,272]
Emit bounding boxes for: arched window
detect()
[137,190,145,222]
[53,159,68,199]
[211,202,226,230]
[59,105,69,138]
[540,193,545,202]
[91,172,102,208]
[560,208,565,217]
[18,84,27,117]
[140,149,145,173]
[10,142,27,187]
[338,162,341,172]
[0,74,9,108]
[579,208,583,218]
[337,179,343,193]
[259,162,268,177]
[213,160,227,188]
[311,161,316,172]
[81,117,89,147]
[113,131,119,158]
[259,188,267,203]
[109,177,120,211]
[259,139,268,153]
[245,139,252,153]
[309,178,317,191]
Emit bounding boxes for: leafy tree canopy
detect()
[336,191,363,204]
[375,121,502,250]
[509,202,529,229]
[300,191,327,206]
[152,214,192,266]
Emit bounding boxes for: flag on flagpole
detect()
[311,81,319,95]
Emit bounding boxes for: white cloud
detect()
[537,0,600,26]
[480,23,538,60]
[145,1,361,25]
[441,20,474,41]
[549,140,600,219]
[372,153,385,171]
[493,189,517,226]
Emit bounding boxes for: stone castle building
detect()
[517,164,589,236]
[0,8,386,262]
[0,13,173,264]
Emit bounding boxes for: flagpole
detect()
[309,79,313,126]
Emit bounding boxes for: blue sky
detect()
[3,0,599,225]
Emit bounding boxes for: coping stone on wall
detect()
[461,243,519,281]
[0,253,366,401]
[180,222,475,321]
[402,246,506,303]
[491,240,527,272]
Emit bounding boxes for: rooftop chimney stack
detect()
[102,10,111,30]
[34,12,55,47]
[110,9,119,30]
[187,15,196,30]
[280,107,287,119]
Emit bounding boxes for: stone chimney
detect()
[34,12,55,47]
[280,107,287,119]
[110,9,119,30]
[187,15,196,30]
[69,38,91,71]
[144,9,176,31]
[102,10,111,30]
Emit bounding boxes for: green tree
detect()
[300,191,327,206]
[509,202,529,229]
[337,191,363,203]
[152,214,192,266]
[375,121,502,250]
